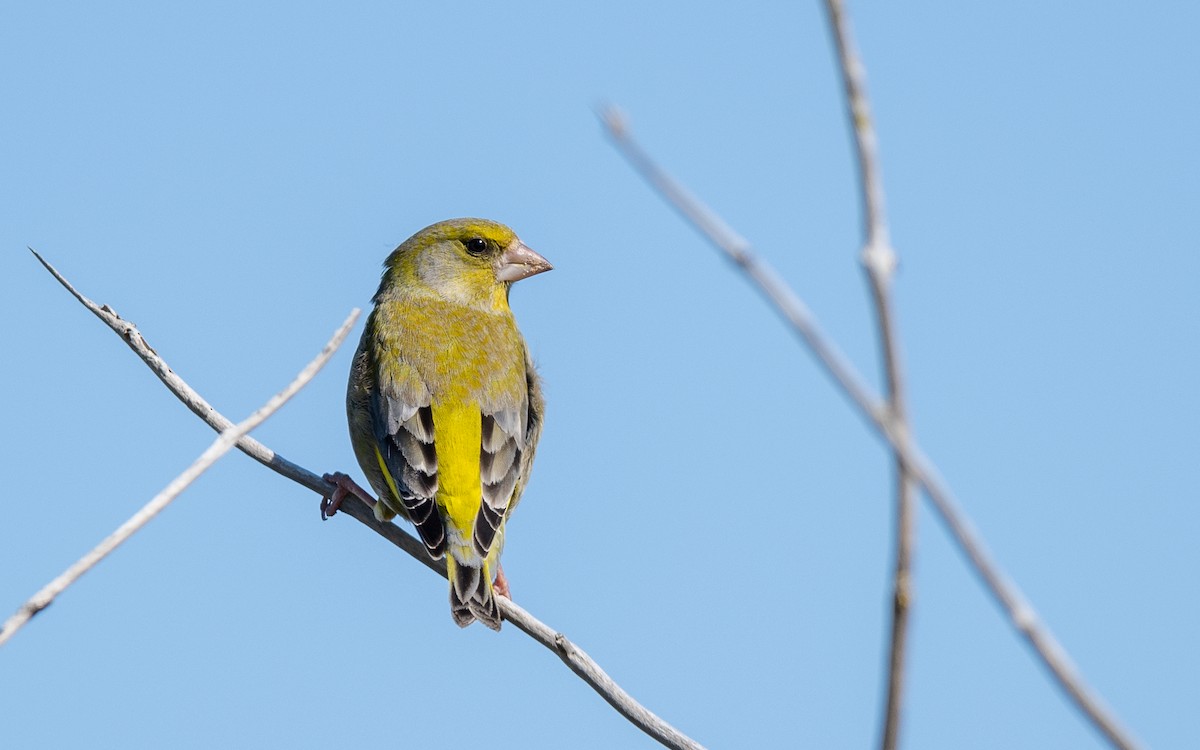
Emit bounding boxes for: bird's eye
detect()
[464,237,489,256]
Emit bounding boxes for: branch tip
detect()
[597,104,628,139]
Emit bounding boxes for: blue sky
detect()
[3,2,1197,748]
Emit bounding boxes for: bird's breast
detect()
[376,296,527,405]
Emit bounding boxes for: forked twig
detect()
[0,295,357,647]
[20,251,705,750]
[600,109,1142,750]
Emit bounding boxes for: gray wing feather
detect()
[371,387,445,558]
[472,346,545,557]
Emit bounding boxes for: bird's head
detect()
[378,218,552,311]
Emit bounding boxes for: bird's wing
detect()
[473,348,544,557]
[473,406,522,557]
[370,363,446,558]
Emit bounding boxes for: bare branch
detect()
[819,2,915,747]
[596,108,886,426]
[599,111,1143,750]
[24,251,705,750]
[0,302,357,648]
[501,599,705,750]
[28,249,437,566]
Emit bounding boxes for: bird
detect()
[322,218,550,630]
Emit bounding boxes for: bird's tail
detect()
[447,555,501,631]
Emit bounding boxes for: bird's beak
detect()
[496,241,553,282]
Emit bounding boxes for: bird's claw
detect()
[494,563,511,600]
[321,472,376,521]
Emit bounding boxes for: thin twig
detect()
[27,249,437,567]
[819,3,915,748]
[0,305,357,648]
[501,598,703,750]
[599,109,1143,750]
[25,251,705,750]
[597,109,884,422]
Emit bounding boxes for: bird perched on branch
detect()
[323,218,551,630]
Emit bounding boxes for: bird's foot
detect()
[494,563,511,600]
[320,472,376,520]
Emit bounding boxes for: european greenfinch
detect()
[323,218,550,630]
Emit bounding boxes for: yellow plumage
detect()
[430,400,483,539]
[333,218,550,630]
